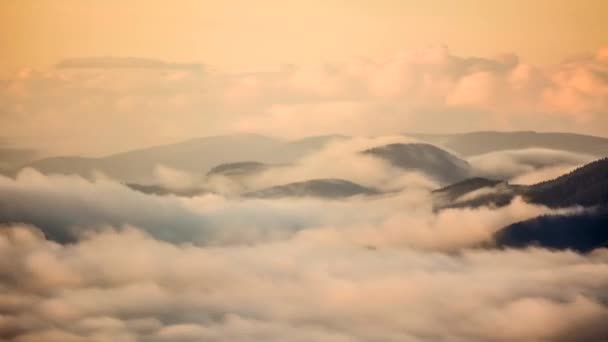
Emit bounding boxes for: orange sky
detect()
[1,0,608,155]
[2,0,607,73]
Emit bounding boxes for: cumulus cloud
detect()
[1,224,607,341]
[2,46,608,155]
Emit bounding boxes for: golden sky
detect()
[2,0,608,155]
[2,0,607,72]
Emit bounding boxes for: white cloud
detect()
[468,148,595,181]
[2,46,608,155]
[1,224,607,341]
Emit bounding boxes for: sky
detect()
[1,0,607,155]
[3,0,608,72]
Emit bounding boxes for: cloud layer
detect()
[0,138,606,340]
[1,223,607,342]
[2,46,608,155]
[468,148,595,182]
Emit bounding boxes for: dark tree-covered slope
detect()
[494,208,608,253]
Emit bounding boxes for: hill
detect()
[206,161,272,177]
[432,177,503,202]
[408,131,608,157]
[363,143,471,184]
[494,208,608,253]
[243,179,380,199]
[523,158,608,208]
[21,134,340,182]
[125,183,207,197]
[436,158,608,210]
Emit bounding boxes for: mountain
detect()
[431,177,521,209]
[438,158,608,252]
[363,143,471,184]
[284,134,349,155]
[523,158,608,208]
[243,179,380,199]
[408,131,608,157]
[432,177,503,202]
[125,183,207,197]
[207,161,272,177]
[436,158,608,210]
[20,134,341,182]
[0,146,40,172]
[494,208,608,253]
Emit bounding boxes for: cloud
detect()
[2,46,608,155]
[0,168,341,245]
[0,159,567,251]
[151,165,203,191]
[242,136,435,192]
[232,46,608,138]
[1,224,607,341]
[151,136,435,196]
[56,57,204,71]
[510,165,580,185]
[0,141,606,340]
[468,148,595,181]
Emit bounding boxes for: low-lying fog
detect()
[1,136,607,341]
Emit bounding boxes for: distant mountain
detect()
[284,134,349,154]
[125,183,207,197]
[0,147,39,172]
[363,143,471,184]
[243,179,380,199]
[408,131,608,157]
[494,208,608,253]
[20,134,342,182]
[436,158,608,210]
[207,161,272,177]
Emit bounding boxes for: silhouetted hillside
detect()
[436,158,608,210]
[431,177,523,210]
[363,143,471,184]
[22,134,340,182]
[207,161,270,177]
[432,177,503,202]
[524,158,608,208]
[244,179,380,199]
[494,208,608,253]
[126,183,207,197]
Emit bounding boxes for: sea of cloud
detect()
[1,138,607,341]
